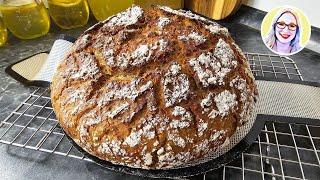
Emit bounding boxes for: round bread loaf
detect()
[51,5,258,169]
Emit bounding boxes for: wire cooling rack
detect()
[1,53,319,180]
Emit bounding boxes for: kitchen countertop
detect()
[0,6,319,180]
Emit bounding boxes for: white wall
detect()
[244,0,320,28]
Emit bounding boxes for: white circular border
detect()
[261,5,311,56]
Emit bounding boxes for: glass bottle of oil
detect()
[47,0,89,29]
[0,17,7,46]
[88,0,134,21]
[135,0,183,9]
[0,0,50,39]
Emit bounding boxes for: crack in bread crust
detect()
[51,5,258,169]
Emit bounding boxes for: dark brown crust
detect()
[51,6,258,169]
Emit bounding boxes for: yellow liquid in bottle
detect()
[0,0,50,39]
[0,18,7,46]
[48,0,89,29]
[88,0,134,21]
[135,0,183,9]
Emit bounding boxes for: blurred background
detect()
[0,0,318,50]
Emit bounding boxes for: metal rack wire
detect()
[1,53,319,180]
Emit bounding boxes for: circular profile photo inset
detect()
[261,6,311,56]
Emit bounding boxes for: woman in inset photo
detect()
[264,8,302,55]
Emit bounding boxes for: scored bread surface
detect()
[51,6,258,169]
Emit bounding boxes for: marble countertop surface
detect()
[0,7,319,180]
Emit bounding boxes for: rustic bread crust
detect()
[51,5,258,169]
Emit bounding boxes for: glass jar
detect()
[0,0,50,39]
[88,0,134,21]
[0,17,7,46]
[47,0,89,29]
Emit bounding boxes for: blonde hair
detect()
[264,8,302,53]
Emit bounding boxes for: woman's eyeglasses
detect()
[276,21,297,31]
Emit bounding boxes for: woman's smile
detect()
[279,33,291,39]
